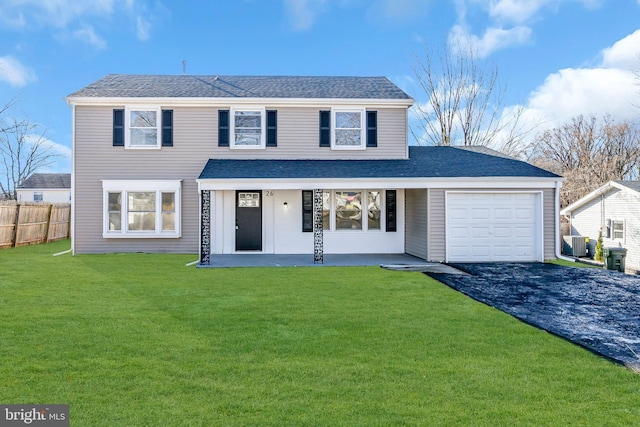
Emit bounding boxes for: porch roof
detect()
[198,146,560,181]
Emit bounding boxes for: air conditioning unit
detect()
[562,235,587,257]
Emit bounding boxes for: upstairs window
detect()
[332,109,365,150]
[113,108,173,149]
[231,108,265,149]
[127,108,160,148]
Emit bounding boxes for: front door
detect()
[236,191,262,251]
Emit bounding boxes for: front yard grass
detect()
[1,240,639,426]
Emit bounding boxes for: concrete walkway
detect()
[426,262,640,369]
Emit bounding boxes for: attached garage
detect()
[446,191,543,262]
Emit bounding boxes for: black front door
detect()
[236,191,262,251]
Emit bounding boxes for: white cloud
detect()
[487,0,552,24]
[449,24,531,58]
[136,16,151,41]
[0,0,161,46]
[601,29,640,70]
[0,56,37,87]
[0,0,115,28]
[26,136,72,174]
[451,0,605,56]
[283,0,327,31]
[365,0,431,24]
[487,0,602,24]
[71,24,107,49]
[527,67,638,124]
[491,30,640,153]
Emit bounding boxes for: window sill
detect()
[103,232,181,239]
[124,146,162,150]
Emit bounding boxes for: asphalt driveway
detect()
[426,263,640,368]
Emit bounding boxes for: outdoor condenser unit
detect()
[562,235,587,257]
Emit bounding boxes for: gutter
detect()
[555,179,574,262]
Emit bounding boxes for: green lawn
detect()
[1,241,639,426]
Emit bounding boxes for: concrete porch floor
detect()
[200,253,422,267]
[198,253,464,273]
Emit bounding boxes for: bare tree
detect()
[0,101,59,200]
[411,40,526,150]
[531,115,640,207]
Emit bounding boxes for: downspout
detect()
[70,102,76,256]
[555,179,574,262]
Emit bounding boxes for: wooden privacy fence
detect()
[0,203,70,248]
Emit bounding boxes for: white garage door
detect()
[446,192,541,262]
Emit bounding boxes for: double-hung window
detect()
[612,220,624,240]
[332,108,366,150]
[103,180,181,238]
[231,108,265,149]
[126,107,161,148]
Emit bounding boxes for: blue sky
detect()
[1,0,639,172]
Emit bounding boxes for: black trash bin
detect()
[603,247,627,272]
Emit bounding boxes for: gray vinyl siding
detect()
[209,107,407,159]
[73,105,409,254]
[570,188,640,272]
[543,189,556,260]
[428,188,557,262]
[74,106,202,254]
[405,189,428,259]
[428,190,446,262]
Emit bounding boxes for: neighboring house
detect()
[66,74,563,264]
[561,181,640,273]
[17,173,71,203]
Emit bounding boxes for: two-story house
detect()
[66,74,562,265]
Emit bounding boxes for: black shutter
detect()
[319,110,330,147]
[302,190,313,232]
[113,109,124,146]
[366,111,377,147]
[218,110,230,147]
[161,110,173,147]
[386,190,397,232]
[266,110,277,147]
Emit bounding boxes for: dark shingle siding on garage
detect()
[18,173,71,189]
[68,74,413,100]
[198,146,561,180]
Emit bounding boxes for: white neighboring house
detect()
[17,173,71,203]
[561,181,640,273]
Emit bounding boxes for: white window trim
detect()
[125,106,162,150]
[102,180,182,238]
[323,189,384,232]
[612,219,625,242]
[230,107,266,150]
[33,192,43,202]
[331,107,366,151]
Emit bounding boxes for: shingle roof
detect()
[18,173,71,189]
[615,180,640,192]
[67,74,413,100]
[198,146,560,180]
